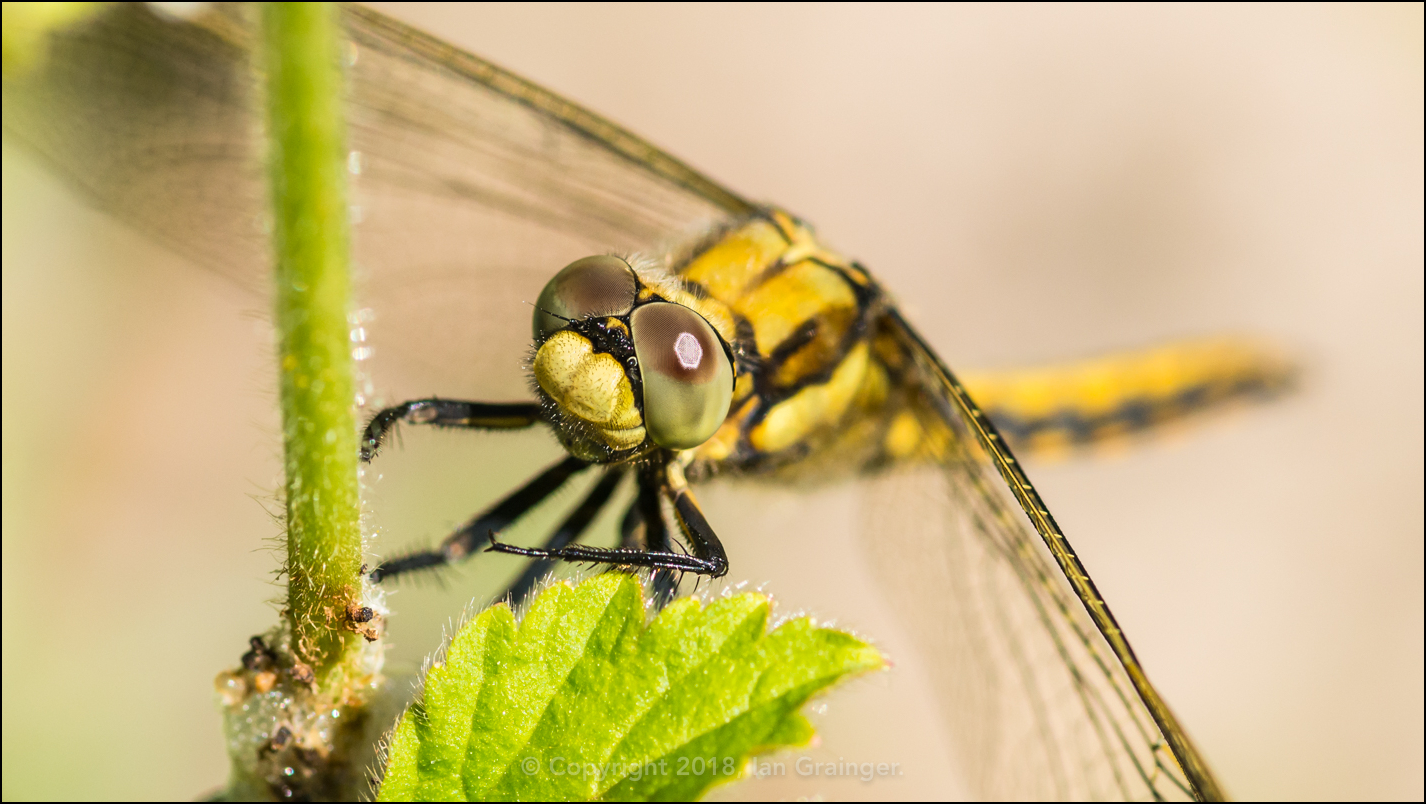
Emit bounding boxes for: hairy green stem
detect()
[262,2,361,681]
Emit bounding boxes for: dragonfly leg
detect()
[616,466,680,607]
[486,455,728,578]
[370,454,587,582]
[617,490,647,550]
[499,468,625,607]
[361,398,544,461]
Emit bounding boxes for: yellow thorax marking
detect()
[737,260,857,357]
[679,217,787,302]
[750,341,872,454]
[681,210,862,304]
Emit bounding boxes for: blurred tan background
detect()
[3,3,1421,800]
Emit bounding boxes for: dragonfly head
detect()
[531,256,735,461]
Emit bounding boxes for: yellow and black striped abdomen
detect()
[962,337,1296,457]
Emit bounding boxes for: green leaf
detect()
[376,573,884,802]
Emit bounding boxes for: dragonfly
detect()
[4,4,1291,799]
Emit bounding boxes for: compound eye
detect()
[533,256,638,341]
[630,303,734,450]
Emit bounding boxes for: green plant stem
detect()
[262,2,361,682]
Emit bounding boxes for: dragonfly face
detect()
[530,254,736,459]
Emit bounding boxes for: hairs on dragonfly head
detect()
[626,252,709,303]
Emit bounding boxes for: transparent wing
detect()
[860,311,1221,800]
[340,5,749,401]
[1,3,748,401]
